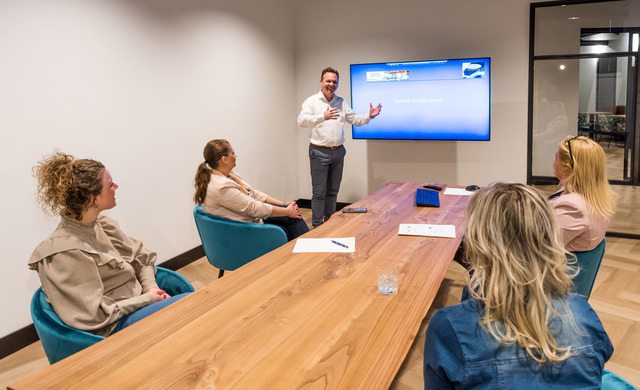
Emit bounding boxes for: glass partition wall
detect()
[529,0,640,238]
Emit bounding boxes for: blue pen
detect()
[331,240,349,248]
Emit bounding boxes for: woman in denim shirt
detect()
[424,183,613,389]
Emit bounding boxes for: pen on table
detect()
[331,240,349,248]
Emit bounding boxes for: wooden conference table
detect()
[11,181,470,390]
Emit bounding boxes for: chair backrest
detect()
[571,238,606,299]
[602,369,638,390]
[31,287,104,364]
[31,267,194,364]
[155,266,195,296]
[193,205,287,272]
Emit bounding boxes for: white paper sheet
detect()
[292,237,356,253]
[444,188,475,196]
[398,224,456,238]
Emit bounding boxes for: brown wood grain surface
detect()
[10,182,469,390]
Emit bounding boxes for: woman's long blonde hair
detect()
[556,135,616,218]
[465,182,575,363]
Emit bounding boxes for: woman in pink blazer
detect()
[549,135,616,252]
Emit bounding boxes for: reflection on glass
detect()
[532,60,578,177]
[580,32,632,55]
[534,0,640,56]
[578,56,630,181]
[532,55,632,181]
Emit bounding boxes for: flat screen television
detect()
[349,57,491,141]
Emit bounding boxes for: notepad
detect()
[398,224,456,238]
[292,237,356,253]
[444,188,474,196]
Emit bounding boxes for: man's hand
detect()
[369,103,382,118]
[324,106,340,120]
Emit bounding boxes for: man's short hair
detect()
[321,67,339,81]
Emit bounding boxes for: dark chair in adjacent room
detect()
[31,267,194,364]
[193,205,287,278]
[578,113,594,139]
[571,238,606,299]
[595,114,626,148]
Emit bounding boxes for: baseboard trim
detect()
[0,245,206,360]
[296,198,350,211]
[605,231,640,240]
[159,245,205,271]
[0,324,39,361]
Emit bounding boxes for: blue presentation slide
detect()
[350,58,490,140]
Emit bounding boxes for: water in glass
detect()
[378,273,398,295]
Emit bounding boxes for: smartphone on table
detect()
[342,207,367,213]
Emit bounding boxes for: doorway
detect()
[529,0,640,238]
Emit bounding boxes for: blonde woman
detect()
[424,183,612,389]
[550,135,616,251]
[30,152,189,336]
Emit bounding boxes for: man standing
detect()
[297,67,382,227]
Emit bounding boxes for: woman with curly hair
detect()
[424,183,613,389]
[29,152,188,336]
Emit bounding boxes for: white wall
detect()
[294,0,533,201]
[0,0,296,338]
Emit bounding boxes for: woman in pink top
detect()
[193,139,309,241]
[549,135,616,252]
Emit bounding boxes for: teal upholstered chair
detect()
[570,238,606,299]
[31,266,194,364]
[602,369,638,389]
[193,205,287,278]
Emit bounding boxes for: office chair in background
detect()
[193,205,287,278]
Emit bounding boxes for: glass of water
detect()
[377,266,398,295]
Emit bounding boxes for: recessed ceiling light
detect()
[559,64,566,70]
[568,16,580,20]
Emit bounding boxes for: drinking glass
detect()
[377,266,398,295]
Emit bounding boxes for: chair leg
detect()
[218,269,225,278]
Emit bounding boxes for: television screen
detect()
[349,57,491,141]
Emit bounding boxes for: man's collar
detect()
[318,90,336,103]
